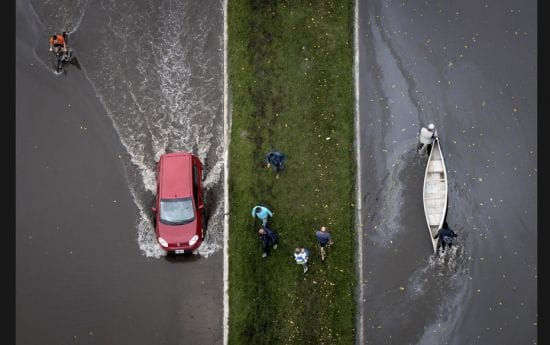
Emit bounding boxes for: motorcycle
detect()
[54,47,73,73]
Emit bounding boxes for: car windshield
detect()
[159,197,195,225]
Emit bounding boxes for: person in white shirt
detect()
[294,247,309,273]
[417,123,436,155]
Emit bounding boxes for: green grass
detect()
[227,1,356,344]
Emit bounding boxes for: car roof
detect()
[159,152,193,199]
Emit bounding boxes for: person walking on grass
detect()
[315,226,334,262]
[294,247,309,273]
[258,225,278,258]
[251,205,273,226]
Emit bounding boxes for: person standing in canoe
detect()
[417,123,437,155]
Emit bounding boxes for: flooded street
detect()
[16,0,225,344]
[16,0,537,343]
[357,0,537,344]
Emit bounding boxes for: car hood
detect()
[157,220,198,244]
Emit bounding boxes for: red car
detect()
[153,152,204,254]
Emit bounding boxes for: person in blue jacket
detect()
[265,151,286,176]
[251,205,273,226]
[258,225,278,258]
[315,226,334,262]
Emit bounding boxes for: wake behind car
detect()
[153,152,204,254]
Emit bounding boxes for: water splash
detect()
[77,0,224,258]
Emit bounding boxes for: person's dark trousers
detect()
[438,242,452,253]
[260,237,270,256]
[417,142,432,155]
[436,241,443,254]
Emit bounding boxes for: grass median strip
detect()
[227,1,355,344]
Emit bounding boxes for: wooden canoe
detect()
[422,137,448,253]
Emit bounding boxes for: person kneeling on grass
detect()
[265,150,286,177]
[258,225,278,258]
[294,247,309,273]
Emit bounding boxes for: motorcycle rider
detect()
[49,32,68,57]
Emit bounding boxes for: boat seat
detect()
[429,160,444,173]
[428,214,441,225]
